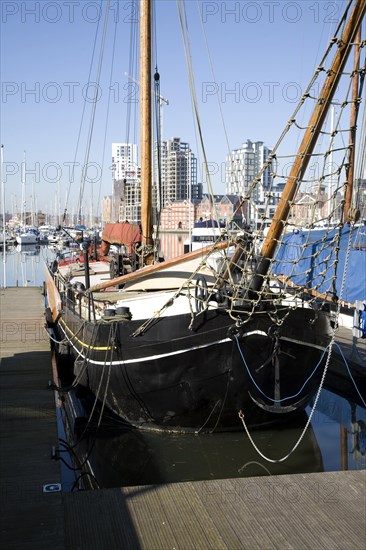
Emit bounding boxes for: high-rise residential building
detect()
[226,140,272,196]
[111,139,198,224]
[155,138,198,208]
[112,143,139,184]
[112,143,141,223]
[226,140,272,225]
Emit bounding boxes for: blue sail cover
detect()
[272,225,366,304]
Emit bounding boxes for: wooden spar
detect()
[249,0,366,293]
[140,0,153,260]
[345,26,362,223]
[87,240,230,293]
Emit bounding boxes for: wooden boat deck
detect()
[0,287,365,549]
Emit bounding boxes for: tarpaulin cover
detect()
[100,222,141,255]
[271,225,366,304]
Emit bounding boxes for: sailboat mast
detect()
[140,0,153,262]
[250,0,366,293]
[345,26,362,223]
[22,150,26,227]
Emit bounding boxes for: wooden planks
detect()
[0,287,64,549]
[62,470,366,550]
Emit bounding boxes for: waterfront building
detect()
[289,185,330,227]
[155,138,198,207]
[226,140,272,225]
[159,199,196,229]
[112,143,139,184]
[112,143,141,223]
[160,194,245,229]
[196,194,245,227]
[101,195,113,226]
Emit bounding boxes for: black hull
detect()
[53,303,333,432]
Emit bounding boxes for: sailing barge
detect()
[45,0,366,432]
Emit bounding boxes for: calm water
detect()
[62,388,364,490]
[2,245,365,489]
[0,244,55,288]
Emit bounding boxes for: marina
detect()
[1,0,366,547]
[0,286,365,548]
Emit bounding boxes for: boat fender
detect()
[45,307,54,325]
[50,259,58,273]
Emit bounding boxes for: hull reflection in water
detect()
[78,413,323,488]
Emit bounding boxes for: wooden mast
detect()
[345,26,362,222]
[140,0,153,264]
[249,0,366,293]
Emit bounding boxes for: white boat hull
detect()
[16,233,40,245]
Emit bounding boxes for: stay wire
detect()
[63,0,103,224]
[176,0,220,224]
[77,0,111,222]
[96,11,119,221]
[195,0,232,157]
[125,2,139,145]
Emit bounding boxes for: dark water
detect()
[63,388,364,490]
[2,245,364,489]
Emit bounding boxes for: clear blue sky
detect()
[0,0,348,215]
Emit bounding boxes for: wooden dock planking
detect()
[62,470,365,550]
[0,287,65,550]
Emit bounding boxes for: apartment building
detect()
[156,138,198,206]
[112,143,141,223]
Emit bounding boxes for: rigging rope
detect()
[77,0,111,223]
[62,0,103,225]
[96,11,119,222]
[176,0,220,224]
